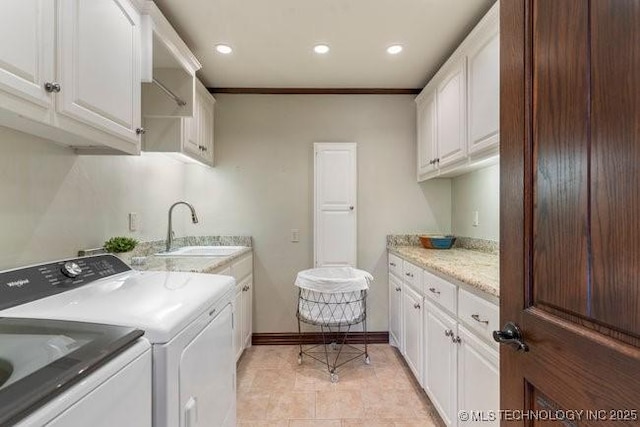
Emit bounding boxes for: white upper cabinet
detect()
[0,0,143,154]
[467,8,500,155]
[143,79,215,167]
[415,2,499,181]
[436,57,467,168]
[416,89,438,181]
[0,0,54,122]
[57,0,141,144]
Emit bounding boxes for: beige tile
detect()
[341,419,395,427]
[237,421,288,427]
[362,389,425,419]
[267,391,316,420]
[289,420,342,427]
[252,368,296,390]
[238,391,272,421]
[392,417,438,427]
[373,367,417,390]
[316,390,364,419]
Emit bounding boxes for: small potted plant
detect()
[104,236,139,263]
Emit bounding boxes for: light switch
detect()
[291,229,300,243]
[129,212,139,232]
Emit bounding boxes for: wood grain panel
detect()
[500,0,527,418]
[590,0,640,337]
[532,0,589,316]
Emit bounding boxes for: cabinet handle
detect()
[413,303,421,309]
[444,330,454,337]
[436,158,440,163]
[390,262,396,267]
[471,314,489,325]
[136,127,146,135]
[428,287,440,295]
[44,82,61,93]
[452,335,461,344]
[396,287,401,292]
[405,272,413,278]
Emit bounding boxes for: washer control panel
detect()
[0,255,131,310]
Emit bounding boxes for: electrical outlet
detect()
[472,211,479,227]
[129,212,139,232]
[291,229,300,243]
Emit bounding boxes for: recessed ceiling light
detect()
[313,44,330,54]
[387,45,403,55]
[215,44,233,54]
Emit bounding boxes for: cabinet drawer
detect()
[458,289,499,342]
[402,261,423,292]
[231,254,253,281]
[423,270,457,314]
[388,254,403,278]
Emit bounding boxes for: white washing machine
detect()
[0,317,151,427]
[0,254,236,427]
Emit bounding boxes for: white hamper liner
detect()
[295,267,373,325]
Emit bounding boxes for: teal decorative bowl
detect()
[419,235,456,250]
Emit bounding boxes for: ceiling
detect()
[153,0,495,89]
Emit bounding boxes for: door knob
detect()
[493,322,529,352]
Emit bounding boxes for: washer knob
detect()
[61,262,82,278]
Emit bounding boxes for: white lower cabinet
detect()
[213,253,253,361]
[388,273,403,349]
[402,283,423,383]
[457,326,499,427]
[388,250,499,427]
[425,301,458,427]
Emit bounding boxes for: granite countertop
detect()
[135,246,253,274]
[388,245,499,298]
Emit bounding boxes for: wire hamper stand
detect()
[294,267,372,383]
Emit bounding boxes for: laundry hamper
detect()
[295,267,373,383]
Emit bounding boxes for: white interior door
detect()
[314,142,357,267]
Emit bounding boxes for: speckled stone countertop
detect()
[135,246,252,274]
[388,245,499,298]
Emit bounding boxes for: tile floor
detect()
[237,344,445,426]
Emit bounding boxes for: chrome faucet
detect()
[166,201,199,252]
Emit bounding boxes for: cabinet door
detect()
[402,284,423,384]
[467,20,499,155]
[242,275,253,349]
[388,274,403,349]
[233,285,243,361]
[425,302,457,427]
[416,90,437,180]
[183,91,201,157]
[457,326,499,427]
[436,57,467,168]
[57,0,141,144]
[0,0,54,121]
[200,94,215,165]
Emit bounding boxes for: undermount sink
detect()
[156,246,248,258]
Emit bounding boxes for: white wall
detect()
[451,164,499,241]
[0,127,190,269]
[185,94,452,332]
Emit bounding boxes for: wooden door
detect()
[436,57,467,168]
[57,0,141,144]
[0,0,54,122]
[501,1,640,425]
[314,143,357,267]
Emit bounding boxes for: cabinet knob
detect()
[136,127,146,135]
[396,287,401,292]
[444,329,454,337]
[44,82,61,93]
[413,303,421,309]
[429,287,441,295]
[452,335,461,344]
[390,262,396,267]
[405,272,413,278]
[436,158,440,163]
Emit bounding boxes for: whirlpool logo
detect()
[6,279,29,288]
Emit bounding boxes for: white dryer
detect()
[0,255,236,427]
